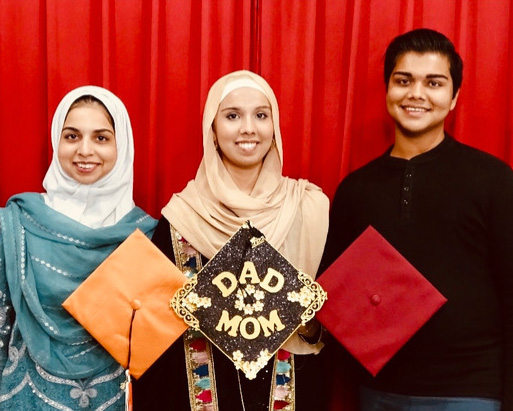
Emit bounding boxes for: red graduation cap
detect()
[316,225,447,376]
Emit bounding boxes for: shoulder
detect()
[293,178,330,211]
[450,138,506,165]
[151,217,175,261]
[334,155,386,197]
[154,217,171,237]
[5,192,44,207]
[450,139,513,181]
[2,193,47,220]
[347,156,385,180]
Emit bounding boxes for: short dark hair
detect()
[68,95,115,130]
[384,28,463,98]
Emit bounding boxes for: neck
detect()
[391,127,445,160]
[224,163,263,195]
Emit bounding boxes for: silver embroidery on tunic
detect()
[22,211,92,247]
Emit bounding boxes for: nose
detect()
[408,82,425,99]
[77,137,93,156]
[240,115,256,134]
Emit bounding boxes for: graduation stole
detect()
[170,225,296,411]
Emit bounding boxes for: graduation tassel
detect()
[122,369,132,411]
[121,308,137,411]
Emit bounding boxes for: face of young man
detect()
[386,51,459,141]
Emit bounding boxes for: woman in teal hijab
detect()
[0,86,156,410]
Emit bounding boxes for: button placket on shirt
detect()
[400,167,413,219]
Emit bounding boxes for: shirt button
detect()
[403,186,410,191]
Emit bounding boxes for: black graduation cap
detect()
[171,221,327,379]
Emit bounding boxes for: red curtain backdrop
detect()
[1,1,512,409]
[1,0,513,218]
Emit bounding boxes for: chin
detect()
[74,175,101,185]
[397,123,439,138]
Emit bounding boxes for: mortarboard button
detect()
[131,299,142,310]
[370,294,381,305]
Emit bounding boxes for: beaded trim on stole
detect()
[269,350,295,410]
[170,225,296,410]
[170,225,219,411]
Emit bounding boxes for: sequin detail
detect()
[31,256,74,278]
[22,211,92,247]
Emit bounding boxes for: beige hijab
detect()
[162,71,329,353]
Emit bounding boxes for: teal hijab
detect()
[0,193,156,379]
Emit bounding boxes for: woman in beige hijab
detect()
[133,70,329,411]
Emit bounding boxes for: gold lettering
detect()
[239,317,261,340]
[212,271,238,297]
[260,268,284,293]
[258,310,285,337]
[239,261,260,285]
[215,310,242,337]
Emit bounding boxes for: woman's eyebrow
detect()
[61,126,114,133]
[220,105,271,111]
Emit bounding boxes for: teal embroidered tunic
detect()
[0,193,156,410]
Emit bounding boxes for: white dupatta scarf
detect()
[43,85,135,228]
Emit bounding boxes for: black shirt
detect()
[320,136,513,409]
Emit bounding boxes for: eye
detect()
[226,113,239,120]
[256,112,268,120]
[395,77,410,86]
[97,135,109,142]
[428,80,442,87]
[64,133,78,140]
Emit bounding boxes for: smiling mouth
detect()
[75,162,98,171]
[403,106,430,113]
[236,142,258,151]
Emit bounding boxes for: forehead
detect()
[63,104,113,127]
[218,87,270,109]
[393,52,451,77]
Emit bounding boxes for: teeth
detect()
[237,142,257,150]
[405,107,427,112]
[76,163,96,169]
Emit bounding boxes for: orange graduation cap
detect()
[316,225,447,376]
[63,228,189,379]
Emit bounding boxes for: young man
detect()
[321,28,513,410]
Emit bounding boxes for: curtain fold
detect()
[0,2,512,409]
[0,0,512,218]
[0,0,49,199]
